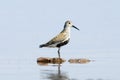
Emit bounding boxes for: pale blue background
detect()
[0,0,120,53]
[0,0,120,80]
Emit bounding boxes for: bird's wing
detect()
[46,32,66,45]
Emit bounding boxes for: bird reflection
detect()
[37,57,92,80]
[37,57,107,80]
[40,64,71,80]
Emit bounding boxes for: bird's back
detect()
[40,29,70,48]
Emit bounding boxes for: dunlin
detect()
[40,20,79,58]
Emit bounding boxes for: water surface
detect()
[0,50,120,80]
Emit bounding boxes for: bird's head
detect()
[64,20,79,30]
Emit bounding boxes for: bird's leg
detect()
[58,47,61,59]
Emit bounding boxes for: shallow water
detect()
[0,50,120,80]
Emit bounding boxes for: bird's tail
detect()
[39,44,47,48]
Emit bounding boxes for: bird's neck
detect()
[60,26,71,39]
[63,26,71,33]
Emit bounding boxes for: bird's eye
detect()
[68,22,70,24]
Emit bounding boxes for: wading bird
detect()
[40,20,79,59]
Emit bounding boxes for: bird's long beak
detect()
[72,25,79,30]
